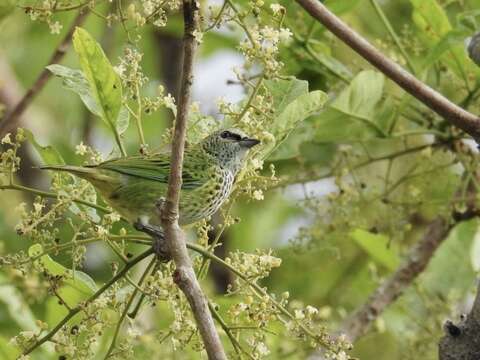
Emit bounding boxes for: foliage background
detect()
[1,0,480,359]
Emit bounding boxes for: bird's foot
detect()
[152,236,170,262]
[133,220,171,262]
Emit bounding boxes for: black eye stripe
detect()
[221,131,242,141]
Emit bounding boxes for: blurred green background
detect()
[2,0,480,359]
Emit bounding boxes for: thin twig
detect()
[0,9,89,137]
[295,0,480,141]
[22,248,154,355]
[0,183,111,214]
[159,1,227,359]
[104,257,156,359]
[368,0,416,75]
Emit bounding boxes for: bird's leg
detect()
[133,220,170,262]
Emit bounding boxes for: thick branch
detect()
[0,9,89,137]
[341,217,451,341]
[295,0,480,141]
[159,1,226,359]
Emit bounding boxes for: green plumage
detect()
[41,128,259,227]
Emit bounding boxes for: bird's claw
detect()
[152,237,170,262]
[133,219,171,262]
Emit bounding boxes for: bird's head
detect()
[200,128,260,173]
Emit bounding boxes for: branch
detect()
[341,217,451,342]
[0,9,89,137]
[295,0,480,141]
[159,1,227,359]
[439,281,480,360]
[338,201,480,345]
[23,248,154,355]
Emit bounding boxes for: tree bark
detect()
[159,1,227,359]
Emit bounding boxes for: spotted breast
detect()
[179,166,235,225]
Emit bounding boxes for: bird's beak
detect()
[239,138,261,148]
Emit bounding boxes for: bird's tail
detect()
[39,165,114,187]
[40,164,96,177]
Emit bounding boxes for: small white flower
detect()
[193,29,203,43]
[305,305,318,316]
[113,64,126,76]
[270,3,284,15]
[259,254,281,268]
[33,202,44,213]
[257,342,270,356]
[96,225,108,236]
[94,297,108,308]
[75,142,88,156]
[252,190,264,201]
[336,351,348,360]
[163,94,177,114]
[294,309,305,320]
[190,101,200,113]
[262,26,280,43]
[127,326,141,338]
[1,133,12,144]
[106,212,121,223]
[49,21,63,35]
[143,0,154,15]
[279,28,293,42]
[251,158,263,170]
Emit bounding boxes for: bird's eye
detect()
[220,131,231,139]
[220,130,243,141]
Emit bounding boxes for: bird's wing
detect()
[94,153,207,190]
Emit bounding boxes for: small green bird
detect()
[41,128,260,232]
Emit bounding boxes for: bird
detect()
[40,128,260,257]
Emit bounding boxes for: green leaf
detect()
[410,0,452,41]
[350,229,400,271]
[267,90,328,160]
[422,30,469,68]
[333,70,385,119]
[263,77,327,160]
[0,273,38,331]
[264,77,309,117]
[268,123,314,161]
[72,28,127,150]
[47,64,101,116]
[276,90,328,136]
[470,226,480,271]
[28,244,97,308]
[313,70,387,142]
[116,106,130,135]
[24,129,64,165]
[47,64,130,135]
[410,0,479,78]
